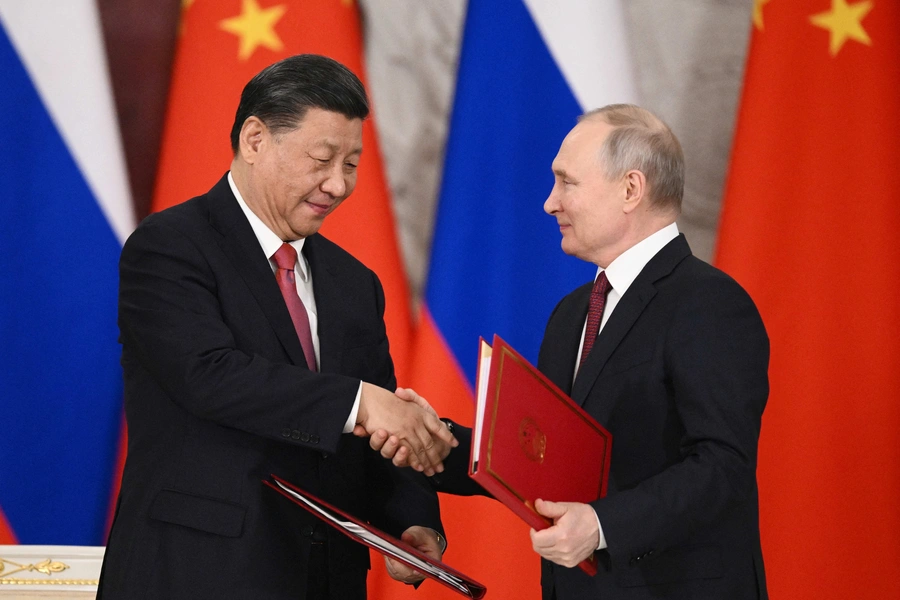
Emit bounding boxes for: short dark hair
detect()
[229,54,369,152]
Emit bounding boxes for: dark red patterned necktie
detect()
[579,271,611,368]
[272,243,318,372]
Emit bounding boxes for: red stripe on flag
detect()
[105,419,127,537]
[0,507,17,544]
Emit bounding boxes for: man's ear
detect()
[238,116,266,165]
[622,169,647,214]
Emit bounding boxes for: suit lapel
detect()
[571,234,692,406]
[543,284,591,396]
[205,174,309,368]
[303,235,348,374]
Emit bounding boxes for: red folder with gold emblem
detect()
[469,335,612,576]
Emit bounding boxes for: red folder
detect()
[264,475,486,599]
[469,335,613,576]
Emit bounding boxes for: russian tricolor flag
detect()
[0,1,133,545]
[408,1,636,598]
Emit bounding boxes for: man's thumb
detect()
[535,498,567,520]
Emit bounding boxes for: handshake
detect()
[354,383,456,476]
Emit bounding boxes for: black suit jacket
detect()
[435,235,769,600]
[98,175,441,600]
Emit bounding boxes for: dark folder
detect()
[264,475,487,599]
[469,335,613,576]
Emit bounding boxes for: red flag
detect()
[108,4,416,593]
[0,508,16,544]
[716,1,900,597]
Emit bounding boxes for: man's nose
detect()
[320,164,346,197]
[543,189,559,215]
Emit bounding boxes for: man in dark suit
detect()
[374,104,769,599]
[98,54,455,600]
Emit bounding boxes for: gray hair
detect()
[581,104,684,213]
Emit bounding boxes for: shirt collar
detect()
[228,171,309,281]
[598,222,679,295]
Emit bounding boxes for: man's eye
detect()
[345,162,358,170]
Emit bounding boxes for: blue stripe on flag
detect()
[0,20,123,545]
[426,0,595,385]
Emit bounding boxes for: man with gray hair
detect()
[373,104,770,599]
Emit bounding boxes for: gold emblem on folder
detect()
[518,417,546,463]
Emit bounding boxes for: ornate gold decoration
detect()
[0,556,81,583]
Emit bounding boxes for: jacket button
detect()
[310,434,319,444]
[300,432,310,442]
[281,428,292,438]
[301,525,314,537]
[291,430,301,440]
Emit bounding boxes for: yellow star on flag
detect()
[810,0,873,56]
[753,0,772,31]
[220,0,287,61]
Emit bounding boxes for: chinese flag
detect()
[110,2,416,595]
[716,1,900,598]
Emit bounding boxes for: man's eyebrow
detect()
[316,140,363,156]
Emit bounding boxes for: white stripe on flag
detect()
[523,0,638,111]
[0,0,134,245]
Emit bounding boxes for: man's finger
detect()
[534,499,568,520]
[368,429,389,450]
[425,413,458,447]
[413,423,444,473]
[391,444,410,467]
[530,526,558,549]
[403,441,425,472]
[379,435,401,460]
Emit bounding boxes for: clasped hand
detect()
[354,384,457,475]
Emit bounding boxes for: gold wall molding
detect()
[0,546,103,591]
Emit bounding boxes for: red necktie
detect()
[579,271,611,368]
[272,243,318,372]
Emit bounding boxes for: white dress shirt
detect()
[574,222,680,550]
[228,172,361,432]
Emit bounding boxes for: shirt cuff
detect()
[427,528,447,554]
[593,508,608,550]
[341,383,363,433]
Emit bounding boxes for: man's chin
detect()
[559,239,579,257]
[288,220,323,240]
